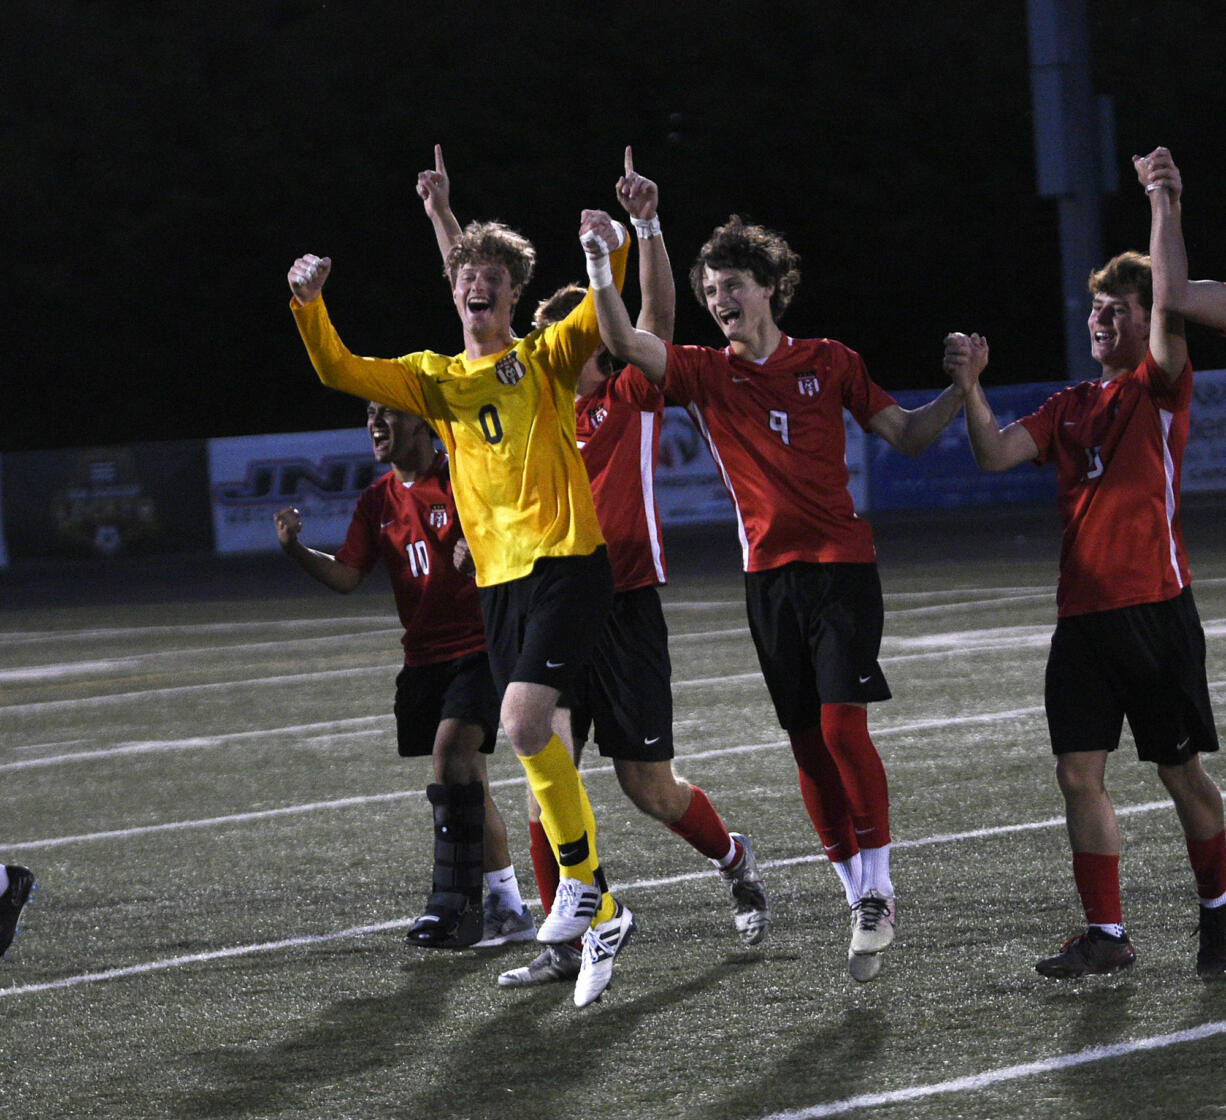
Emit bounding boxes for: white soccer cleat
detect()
[574,901,636,1008]
[848,889,895,983]
[536,877,600,944]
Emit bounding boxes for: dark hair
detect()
[445,220,537,292]
[688,214,801,322]
[1088,250,1153,312]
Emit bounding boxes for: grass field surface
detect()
[2,501,1225,1119]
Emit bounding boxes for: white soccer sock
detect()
[831,853,863,908]
[710,835,739,870]
[1089,922,1126,939]
[0,867,8,896]
[1201,890,1226,909]
[486,866,525,912]
[860,844,894,899]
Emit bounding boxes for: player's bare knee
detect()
[1055,753,1107,801]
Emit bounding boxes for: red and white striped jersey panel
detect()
[1018,351,1194,617]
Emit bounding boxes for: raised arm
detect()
[865,336,972,457]
[417,143,463,263]
[273,507,363,593]
[1133,147,1190,382]
[1134,147,1226,334]
[941,332,1039,471]
[581,209,668,384]
[615,145,675,342]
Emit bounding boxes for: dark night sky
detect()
[6,0,1226,453]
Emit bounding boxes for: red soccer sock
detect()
[1072,851,1123,926]
[820,704,892,849]
[666,784,736,862]
[528,819,560,915]
[1186,830,1226,902]
[789,726,858,861]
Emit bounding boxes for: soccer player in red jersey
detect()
[582,208,968,982]
[944,154,1226,978]
[274,403,534,949]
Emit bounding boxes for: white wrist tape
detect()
[581,230,614,290]
[632,215,661,239]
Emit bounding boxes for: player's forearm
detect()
[635,231,676,342]
[292,297,414,406]
[282,538,362,592]
[963,385,1015,472]
[891,384,966,457]
[428,207,463,266]
[594,284,667,384]
[1149,192,1191,316]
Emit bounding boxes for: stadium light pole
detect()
[1027,0,1117,384]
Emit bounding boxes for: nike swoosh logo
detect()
[644,736,661,745]
[380,520,395,530]
[732,376,751,383]
[545,659,566,669]
[858,674,873,684]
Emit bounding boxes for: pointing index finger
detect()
[435,144,446,176]
[624,145,634,177]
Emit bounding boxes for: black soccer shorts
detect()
[1045,588,1219,764]
[569,585,674,762]
[478,546,615,698]
[393,651,500,757]
[744,560,892,732]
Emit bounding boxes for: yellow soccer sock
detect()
[519,735,601,887]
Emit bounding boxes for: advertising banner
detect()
[869,382,1062,510]
[1186,368,1226,492]
[654,406,734,526]
[1,441,213,560]
[209,429,389,554]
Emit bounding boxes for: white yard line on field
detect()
[749,1020,1226,1119]
[0,796,1172,999]
[4,614,1221,716]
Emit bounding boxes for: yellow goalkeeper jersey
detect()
[292,243,627,587]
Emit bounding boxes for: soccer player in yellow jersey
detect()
[288,150,634,1007]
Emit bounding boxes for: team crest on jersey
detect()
[495,352,527,386]
[796,373,820,398]
[587,405,608,428]
[428,504,449,529]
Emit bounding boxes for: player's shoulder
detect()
[780,335,860,364]
[391,350,456,380]
[668,341,728,367]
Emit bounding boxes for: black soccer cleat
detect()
[1196,903,1226,979]
[0,865,36,958]
[1035,927,1136,978]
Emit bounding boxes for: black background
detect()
[7,0,1226,453]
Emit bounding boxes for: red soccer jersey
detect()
[335,451,487,666]
[1017,351,1194,617]
[575,366,667,592]
[663,336,896,571]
